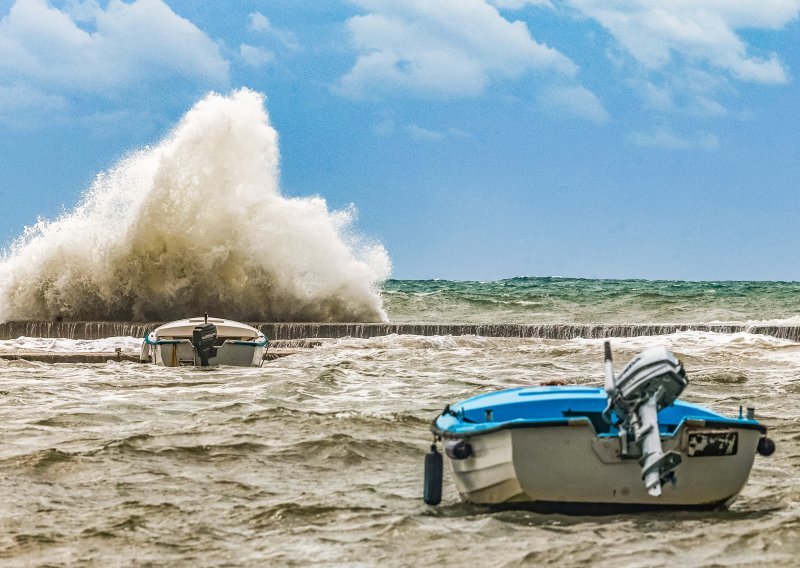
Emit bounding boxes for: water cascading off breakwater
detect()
[2,321,799,342]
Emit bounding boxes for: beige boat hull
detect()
[447,421,760,509]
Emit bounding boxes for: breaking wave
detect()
[0,89,391,322]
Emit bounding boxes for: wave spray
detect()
[0,89,391,322]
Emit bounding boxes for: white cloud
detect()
[567,0,799,84]
[636,70,733,117]
[638,80,674,112]
[239,44,275,68]
[0,0,228,100]
[247,11,300,51]
[566,1,800,117]
[339,0,576,99]
[629,127,719,150]
[404,124,446,142]
[689,96,728,118]
[372,117,395,137]
[538,85,610,123]
[248,11,271,32]
[489,0,553,9]
[0,84,66,112]
[0,84,68,127]
[698,133,721,150]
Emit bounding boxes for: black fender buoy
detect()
[423,444,443,505]
[444,439,473,460]
[757,436,776,456]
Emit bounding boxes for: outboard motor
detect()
[192,323,218,367]
[603,342,688,496]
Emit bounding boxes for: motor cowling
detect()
[192,323,218,366]
[605,344,688,497]
[613,346,687,415]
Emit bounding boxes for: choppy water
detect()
[2,331,799,566]
[382,278,800,324]
[3,86,798,566]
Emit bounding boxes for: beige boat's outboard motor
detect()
[192,323,218,366]
[603,342,688,496]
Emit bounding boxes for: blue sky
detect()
[1,0,799,281]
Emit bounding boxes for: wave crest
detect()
[0,89,391,322]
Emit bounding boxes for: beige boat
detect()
[140,316,268,367]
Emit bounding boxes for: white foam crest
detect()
[746,315,800,326]
[321,329,800,357]
[0,89,391,322]
[0,336,142,354]
[324,334,496,350]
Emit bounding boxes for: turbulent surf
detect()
[1,90,799,567]
[1,328,798,565]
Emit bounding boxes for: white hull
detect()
[447,421,760,509]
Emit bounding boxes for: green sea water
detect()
[382,278,800,324]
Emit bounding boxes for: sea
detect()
[1,277,799,567]
[1,91,798,566]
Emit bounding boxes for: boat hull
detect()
[140,317,268,367]
[148,341,266,367]
[447,421,761,510]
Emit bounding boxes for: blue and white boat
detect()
[140,316,268,367]
[425,342,775,512]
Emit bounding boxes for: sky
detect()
[1,0,799,281]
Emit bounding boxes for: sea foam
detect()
[0,89,391,322]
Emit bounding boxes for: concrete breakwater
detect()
[1,321,800,342]
[0,348,303,364]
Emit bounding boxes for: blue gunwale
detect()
[432,386,765,438]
